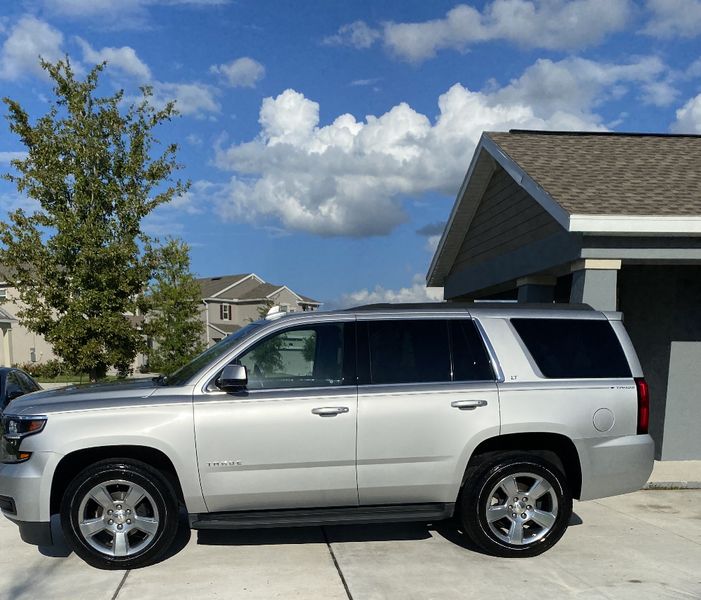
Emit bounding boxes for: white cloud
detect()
[210,57,265,88]
[323,21,381,48]
[337,275,444,308]
[0,16,65,80]
[75,38,151,80]
[0,151,27,163]
[642,0,701,38]
[671,93,701,132]
[0,191,40,214]
[186,133,203,145]
[328,2,630,63]
[212,56,668,237]
[40,0,228,29]
[151,81,220,117]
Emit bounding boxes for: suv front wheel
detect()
[460,454,572,557]
[60,459,179,569]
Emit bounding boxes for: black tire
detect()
[459,453,572,558]
[60,459,179,569]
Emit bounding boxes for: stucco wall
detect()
[618,265,701,459]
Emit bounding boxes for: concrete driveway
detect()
[0,490,699,600]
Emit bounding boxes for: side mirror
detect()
[218,364,247,391]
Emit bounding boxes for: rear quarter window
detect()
[511,318,631,379]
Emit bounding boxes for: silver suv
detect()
[0,303,654,569]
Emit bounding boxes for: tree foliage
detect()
[0,59,187,379]
[145,238,205,375]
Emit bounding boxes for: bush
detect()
[14,359,80,379]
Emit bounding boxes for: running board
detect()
[189,503,454,530]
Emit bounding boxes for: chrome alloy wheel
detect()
[485,472,559,546]
[77,479,160,557]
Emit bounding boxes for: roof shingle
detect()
[487,131,701,216]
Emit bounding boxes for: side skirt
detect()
[189,503,455,530]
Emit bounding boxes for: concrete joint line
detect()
[111,570,130,600]
[322,527,353,600]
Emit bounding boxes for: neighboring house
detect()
[0,281,58,367]
[197,273,321,345]
[428,129,701,461]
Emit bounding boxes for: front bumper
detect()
[576,434,655,501]
[0,451,58,545]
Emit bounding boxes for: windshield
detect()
[163,321,266,386]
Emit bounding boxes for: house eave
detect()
[570,215,701,235]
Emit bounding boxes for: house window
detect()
[220,304,231,320]
[0,288,6,299]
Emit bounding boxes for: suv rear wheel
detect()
[460,454,572,557]
[60,459,179,569]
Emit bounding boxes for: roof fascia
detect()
[426,136,496,286]
[480,135,571,230]
[265,285,304,302]
[570,215,701,234]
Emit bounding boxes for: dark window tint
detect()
[450,320,494,381]
[238,323,353,389]
[511,318,631,379]
[3,372,24,408]
[18,372,40,393]
[368,320,451,384]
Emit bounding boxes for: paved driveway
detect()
[1,490,700,600]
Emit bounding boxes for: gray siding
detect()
[451,167,564,273]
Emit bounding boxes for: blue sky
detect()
[1,0,701,306]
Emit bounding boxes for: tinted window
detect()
[368,320,451,384]
[450,320,494,381]
[511,318,631,379]
[3,373,24,408]
[18,372,40,393]
[238,323,351,389]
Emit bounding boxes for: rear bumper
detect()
[576,434,655,501]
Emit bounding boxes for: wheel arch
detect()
[463,432,582,499]
[50,445,186,515]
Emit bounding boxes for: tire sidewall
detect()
[61,461,177,569]
[462,456,572,557]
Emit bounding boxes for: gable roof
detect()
[427,130,701,287]
[197,273,320,305]
[488,130,701,217]
[197,273,255,298]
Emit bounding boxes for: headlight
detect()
[0,415,47,464]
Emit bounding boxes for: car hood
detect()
[3,378,161,415]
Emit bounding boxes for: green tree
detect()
[0,59,187,380]
[145,238,205,375]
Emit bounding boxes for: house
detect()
[0,281,57,367]
[198,273,321,345]
[428,130,701,461]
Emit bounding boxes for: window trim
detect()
[220,303,231,321]
[204,321,356,394]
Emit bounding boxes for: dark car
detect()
[0,368,42,411]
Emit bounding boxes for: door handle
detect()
[451,399,488,410]
[311,406,350,417]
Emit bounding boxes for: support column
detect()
[1,326,13,367]
[517,276,556,303]
[569,259,621,311]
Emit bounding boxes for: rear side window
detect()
[367,320,451,384]
[450,320,494,381]
[511,318,631,379]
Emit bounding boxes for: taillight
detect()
[635,377,649,435]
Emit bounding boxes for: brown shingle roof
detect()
[197,274,250,298]
[487,131,701,216]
